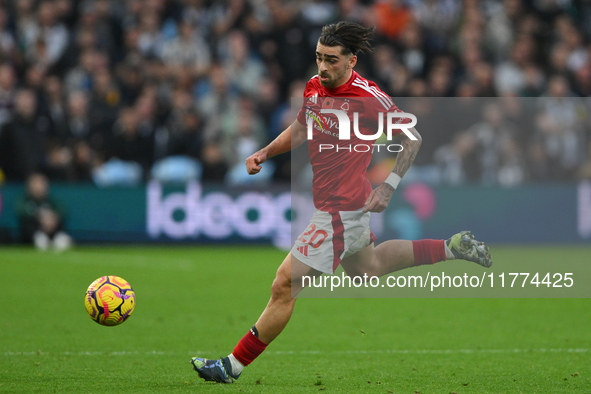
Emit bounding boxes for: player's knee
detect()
[270,269,291,301]
[343,264,367,278]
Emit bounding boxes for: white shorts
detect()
[291,208,377,274]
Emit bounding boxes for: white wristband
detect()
[384,173,402,189]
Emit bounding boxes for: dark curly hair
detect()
[318,21,375,56]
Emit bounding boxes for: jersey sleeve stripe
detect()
[369,86,394,107]
[353,83,390,109]
[360,79,394,107]
[352,81,388,108]
[352,80,391,110]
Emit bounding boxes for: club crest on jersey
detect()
[340,101,350,114]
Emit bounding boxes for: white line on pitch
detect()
[3,348,590,357]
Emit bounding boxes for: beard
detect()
[319,66,348,88]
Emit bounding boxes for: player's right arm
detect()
[246,119,307,175]
[363,126,422,213]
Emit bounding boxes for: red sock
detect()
[412,239,446,266]
[232,328,268,366]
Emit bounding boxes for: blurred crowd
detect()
[0,0,590,187]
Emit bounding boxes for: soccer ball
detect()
[84,276,136,326]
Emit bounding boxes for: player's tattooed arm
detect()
[363,183,394,213]
[391,127,422,179]
[363,127,422,212]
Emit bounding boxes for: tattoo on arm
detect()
[377,183,394,199]
[392,136,421,178]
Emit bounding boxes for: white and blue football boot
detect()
[190,357,240,383]
[446,231,493,268]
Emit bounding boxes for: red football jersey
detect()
[296,71,404,212]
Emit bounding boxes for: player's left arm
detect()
[363,127,422,213]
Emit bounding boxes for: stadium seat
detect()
[150,155,203,184]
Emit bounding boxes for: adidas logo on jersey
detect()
[296,245,309,257]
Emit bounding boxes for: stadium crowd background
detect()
[0,0,590,187]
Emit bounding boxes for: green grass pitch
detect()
[1,245,590,393]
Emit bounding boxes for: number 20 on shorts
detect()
[297,224,329,248]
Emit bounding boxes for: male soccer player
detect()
[191,21,492,383]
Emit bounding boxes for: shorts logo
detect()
[297,245,309,257]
